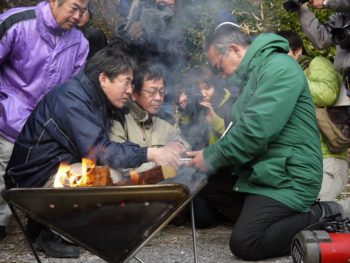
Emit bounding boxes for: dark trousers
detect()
[194,172,317,260]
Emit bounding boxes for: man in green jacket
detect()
[188,25,343,260]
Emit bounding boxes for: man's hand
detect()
[165,141,187,154]
[186,150,208,172]
[310,0,325,9]
[127,21,144,41]
[147,147,181,168]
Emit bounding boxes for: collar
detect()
[37,1,66,36]
[127,100,154,127]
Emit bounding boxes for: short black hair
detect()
[84,46,135,87]
[276,30,307,55]
[133,61,166,93]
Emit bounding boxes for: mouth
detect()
[151,105,161,110]
[121,98,129,104]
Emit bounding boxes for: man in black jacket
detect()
[4,47,181,258]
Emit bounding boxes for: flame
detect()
[129,169,141,185]
[54,158,96,188]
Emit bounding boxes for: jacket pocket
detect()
[250,156,291,188]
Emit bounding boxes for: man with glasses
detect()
[109,61,190,173]
[4,48,182,258]
[187,25,344,260]
[0,0,89,242]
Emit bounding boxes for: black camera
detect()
[283,0,308,12]
[332,24,350,49]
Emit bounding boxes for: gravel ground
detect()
[0,215,292,263]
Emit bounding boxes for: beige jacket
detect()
[109,100,190,172]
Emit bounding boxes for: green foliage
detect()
[183,0,336,64]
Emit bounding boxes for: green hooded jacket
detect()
[204,33,322,212]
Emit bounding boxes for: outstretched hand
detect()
[186,150,208,172]
[147,147,181,168]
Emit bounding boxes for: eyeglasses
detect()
[142,88,167,97]
[212,53,225,74]
[116,77,134,89]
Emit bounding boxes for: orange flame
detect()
[129,169,141,185]
[54,158,96,188]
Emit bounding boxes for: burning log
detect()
[54,161,112,188]
[117,165,177,186]
[54,158,177,187]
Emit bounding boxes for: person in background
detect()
[176,66,233,151]
[296,0,350,88]
[109,60,190,174]
[5,48,181,258]
[187,25,343,260]
[312,0,350,12]
[0,0,89,242]
[112,0,189,117]
[77,1,107,59]
[276,30,348,202]
[175,65,236,227]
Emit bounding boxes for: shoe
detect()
[307,201,344,230]
[0,226,6,241]
[317,201,344,220]
[35,228,80,258]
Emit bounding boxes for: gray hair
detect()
[204,25,252,55]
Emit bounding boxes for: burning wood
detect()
[116,166,176,186]
[54,158,176,188]
[54,158,112,187]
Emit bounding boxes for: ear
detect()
[228,44,244,59]
[99,73,107,89]
[131,91,137,101]
[294,47,303,60]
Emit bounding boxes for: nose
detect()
[126,85,133,95]
[72,9,84,22]
[154,92,163,100]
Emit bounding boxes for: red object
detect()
[320,232,350,263]
[291,230,350,263]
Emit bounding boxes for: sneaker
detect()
[307,201,344,230]
[0,226,6,241]
[35,228,80,258]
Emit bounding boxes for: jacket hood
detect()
[232,33,290,85]
[38,1,64,34]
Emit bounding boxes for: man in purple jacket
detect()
[0,0,89,245]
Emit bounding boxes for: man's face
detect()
[100,71,133,109]
[207,45,242,78]
[50,0,88,31]
[133,78,165,115]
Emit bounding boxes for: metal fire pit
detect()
[3,168,207,263]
